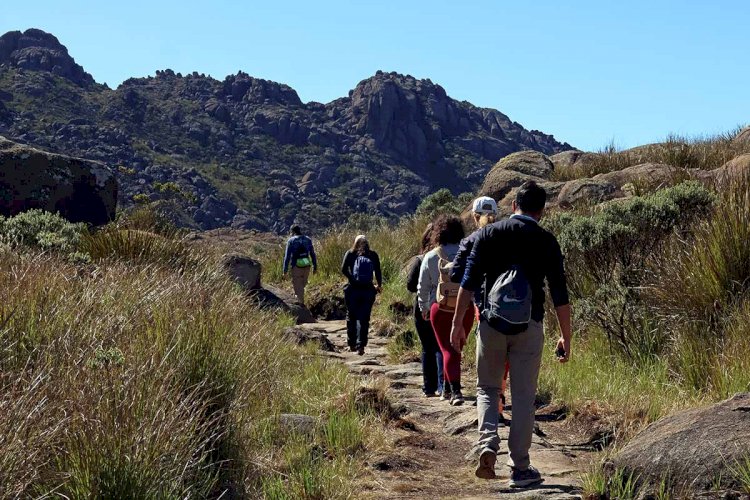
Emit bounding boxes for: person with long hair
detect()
[417,215,474,405]
[451,197,509,415]
[406,223,444,397]
[341,235,382,355]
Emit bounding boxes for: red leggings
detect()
[430,303,474,391]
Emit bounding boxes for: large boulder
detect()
[712,153,750,183]
[478,167,542,204]
[549,150,600,179]
[557,178,617,208]
[595,162,680,191]
[611,393,750,495]
[733,126,750,145]
[219,253,314,324]
[492,150,555,179]
[0,136,117,225]
[221,254,262,290]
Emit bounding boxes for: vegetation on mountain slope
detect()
[0,28,572,233]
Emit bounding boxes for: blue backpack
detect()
[352,254,374,284]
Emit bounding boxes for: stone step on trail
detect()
[296,320,584,499]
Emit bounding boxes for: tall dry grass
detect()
[552,129,750,181]
[0,245,379,498]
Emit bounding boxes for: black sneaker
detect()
[475,448,497,479]
[450,391,465,406]
[357,347,365,356]
[349,346,357,352]
[509,465,543,488]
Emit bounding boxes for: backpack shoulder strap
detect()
[435,246,448,261]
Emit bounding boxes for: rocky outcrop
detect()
[221,253,314,324]
[713,153,750,183]
[221,254,262,290]
[0,136,116,225]
[611,393,750,495]
[593,163,687,189]
[0,29,94,87]
[557,178,618,208]
[0,29,573,232]
[733,126,750,145]
[492,150,555,179]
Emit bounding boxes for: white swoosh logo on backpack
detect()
[502,296,523,303]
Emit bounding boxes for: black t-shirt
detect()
[461,215,569,321]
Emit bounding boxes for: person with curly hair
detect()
[406,223,444,397]
[417,214,474,405]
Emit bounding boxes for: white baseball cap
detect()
[472,196,498,215]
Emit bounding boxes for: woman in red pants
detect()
[417,215,474,406]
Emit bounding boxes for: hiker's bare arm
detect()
[554,304,572,363]
[450,287,473,350]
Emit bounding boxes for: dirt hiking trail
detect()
[299,320,596,499]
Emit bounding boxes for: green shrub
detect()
[0,209,84,253]
[416,188,473,217]
[546,182,715,357]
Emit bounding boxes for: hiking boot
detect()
[450,391,465,406]
[475,448,497,479]
[357,347,365,356]
[509,465,543,488]
[439,388,452,401]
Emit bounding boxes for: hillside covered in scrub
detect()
[0,28,572,233]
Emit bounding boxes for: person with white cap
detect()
[450,196,509,416]
[340,234,382,355]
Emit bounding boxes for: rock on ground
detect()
[219,253,315,324]
[611,392,750,495]
[221,253,262,290]
[0,135,117,225]
[491,150,556,179]
[733,126,750,145]
[557,178,617,208]
[713,153,750,184]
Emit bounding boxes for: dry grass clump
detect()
[552,128,750,181]
[0,243,378,497]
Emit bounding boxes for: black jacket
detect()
[462,215,569,322]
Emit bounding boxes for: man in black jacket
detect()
[450,181,572,488]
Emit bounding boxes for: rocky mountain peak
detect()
[0,28,94,87]
[221,71,302,106]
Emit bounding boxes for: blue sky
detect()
[2,0,748,150]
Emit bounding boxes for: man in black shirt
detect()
[450,181,572,488]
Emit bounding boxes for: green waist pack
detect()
[296,256,312,268]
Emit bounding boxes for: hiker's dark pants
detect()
[414,298,443,394]
[344,284,376,349]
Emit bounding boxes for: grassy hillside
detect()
[0,210,388,499]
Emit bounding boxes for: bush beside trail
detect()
[0,210,382,498]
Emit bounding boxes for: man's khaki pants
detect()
[476,319,544,470]
[290,266,311,304]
